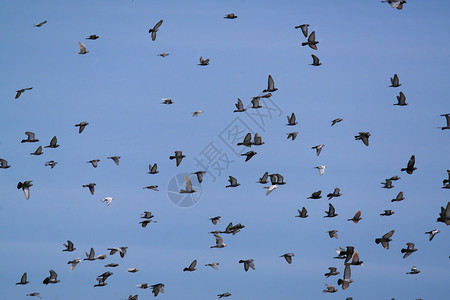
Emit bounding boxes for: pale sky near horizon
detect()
[0,0,449,299]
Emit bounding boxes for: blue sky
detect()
[1,0,449,299]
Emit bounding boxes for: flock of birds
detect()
[3,1,449,299]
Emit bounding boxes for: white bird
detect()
[67,258,81,271]
[315,165,326,175]
[77,42,89,54]
[102,197,113,206]
[192,110,204,117]
[264,185,278,196]
[127,268,139,273]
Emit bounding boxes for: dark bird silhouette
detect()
[44,136,59,148]
[234,98,246,112]
[331,118,343,126]
[324,203,338,218]
[87,159,100,168]
[226,176,240,188]
[75,121,89,133]
[241,151,257,162]
[296,207,308,218]
[439,114,450,130]
[380,210,394,216]
[295,24,309,37]
[107,156,121,165]
[158,53,169,58]
[140,219,157,227]
[43,270,59,284]
[280,253,295,264]
[183,260,197,272]
[328,230,338,239]
[15,87,33,99]
[17,181,33,200]
[286,132,298,140]
[312,144,324,156]
[218,292,232,298]
[263,75,277,92]
[437,202,450,225]
[16,273,29,285]
[82,183,96,195]
[375,230,395,249]
[406,266,421,274]
[327,188,342,200]
[30,146,43,156]
[86,35,99,40]
[253,133,264,145]
[287,113,298,125]
[209,216,221,225]
[308,190,322,199]
[0,158,11,169]
[401,243,417,259]
[395,92,407,106]
[354,132,370,146]
[151,283,165,297]
[381,179,394,189]
[269,173,286,185]
[33,21,47,27]
[21,132,39,143]
[45,160,57,168]
[310,54,321,66]
[63,240,76,252]
[149,20,163,41]
[302,31,318,50]
[239,259,255,271]
[251,97,262,109]
[198,56,210,66]
[224,13,237,19]
[237,133,252,147]
[192,171,206,183]
[147,163,158,174]
[324,267,339,278]
[347,211,362,223]
[258,172,269,184]
[389,74,401,87]
[391,191,405,202]
[169,151,185,166]
[401,155,417,174]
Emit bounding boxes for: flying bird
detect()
[395,92,407,106]
[169,151,185,166]
[381,179,394,189]
[45,160,57,168]
[296,207,308,218]
[439,114,450,130]
[324,203,338,218]
[327,188,342,200]
[192,171,206,183]
[211,234,227,248]
[43,270,60,284]
[26,293,41,298]
[30,146,43,156]
[15,87,33,99]
[258,172,269,184]
[143,185,159,191]
[33,20,47,27]
[328,230,338,239]
[108,247,128,258]
[0,159,11,169]
[286,132,298,140]
[75,121,89,133]
[337,264,353,290]
[44,136,59,148]
[102,197,113,206]
[21,132,39,143]
[87,159,100,168]
[401,155,417,174]
[67,258,81,271]
[84,248,96,261]
[141,211,155,219]
[17,181,33,200]
[161,98,173,104]
[263,75,278,92]
[308,190,322,199]
[312,144,324,156]
[324,267,339,278]
[302,31,318,50]
[237,133,252,147]
[239,259,255,272]
[127,268,139,273]
[347,211,362,223]
[147,163,159,174]
[287,113,298,125]
[77,42,89,54]
[251,97,262,109]
[180,175,196,193]
[354,132,370,146]
[107,156,121,165]
[323,284,337,293]
[269,173,286,185]
[264,184,278,196]
[151,283,165,297]
[280,253,295,264]
[234,98,246,112]
[375,230,395,249]
[16,273,29,285]
[226,176,240,188]
[83,183,96,195]
[158,53,169,58]
[391,191,405,202]
[149,20,163,41]
[192,110,204,117]
[105,263,119,268]
[205,262,220,270]
[241,151,257,162]
[401,243,417,259]
[315,165,326,175]
[137,283,149,289]
[218,292,232,298]
[381,0,407,10]
[86,35,99,40]
[63,240,76,252]
[406,266,421,274]
[295,24,309,37]
[330,118,343,126]
[425,229,440,241]
[437,202,450,225]
[209,216,221,225]
[380,209,395,216]
[183,260,197,272]
[224,13,237,19]
[389,74,401,87]
[140,219,157,227]
[310,54,321,66]
[198,57,210,66]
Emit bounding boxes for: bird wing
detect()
[229,176,237,185]
[291,113,296,123]
[21,272,27,283]
[329,203,335,214]
[407,155,415,169]
[243,133,251,144]
[49,270,57,280]
[308,31,316,43]
[383,230,395,239]
[312,54,320,65]
[189,260,197,269]
[353,210,361,220]
[50,136,57,147]
[153,19,163,30]
[285,255,292,264]
[25,132,35,139]
[151,31,157,41]
[23,186,30,200]
[267,75,274,90]
[301,25,308,37]
[79,42,87,52]
[351,251,359,263]
[248,260,255,270]
[236,98,244,109]
[344,264,351,280]
[214,234,223,245]
[185,175,193,191]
